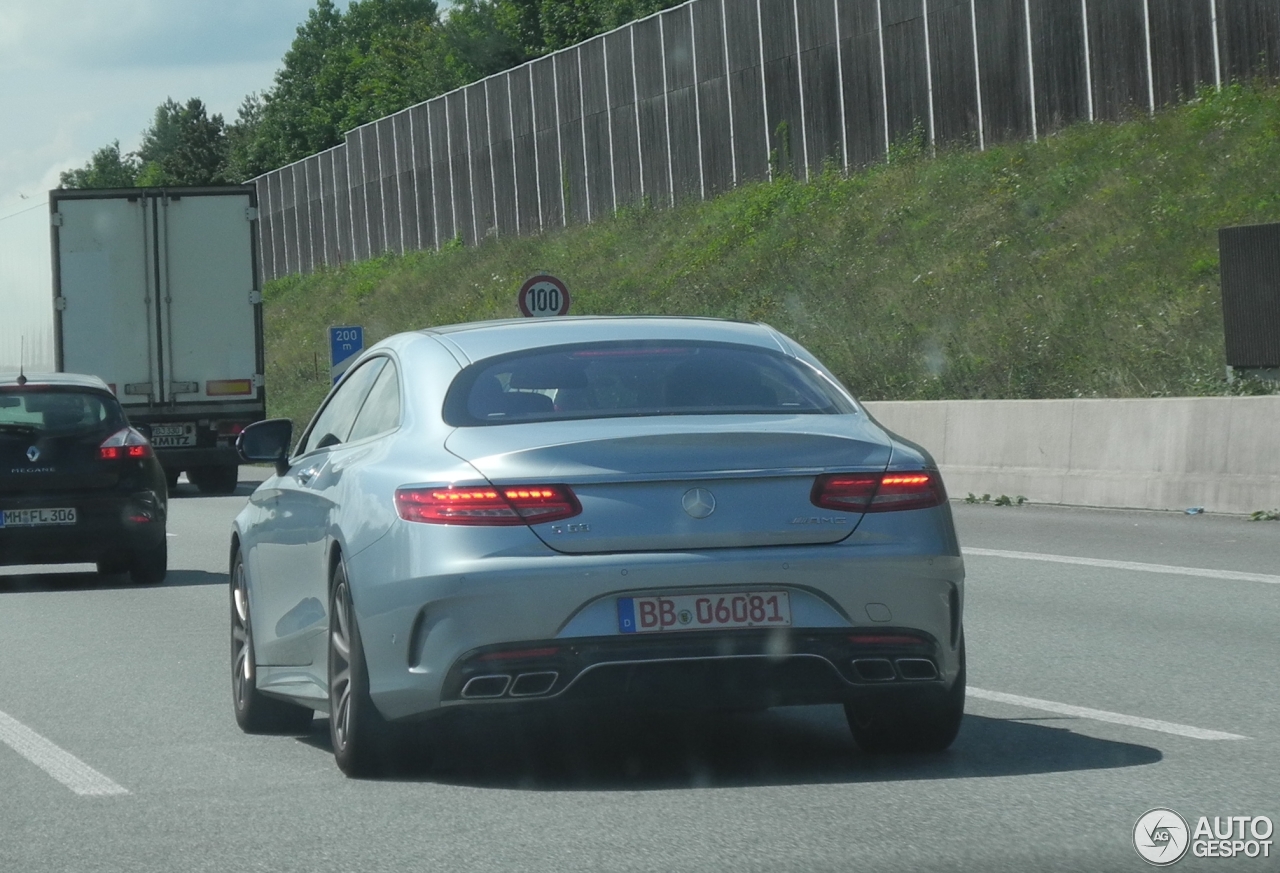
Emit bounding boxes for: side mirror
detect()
[236,418,294,476]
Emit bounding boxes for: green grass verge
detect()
[264,82,1280,427]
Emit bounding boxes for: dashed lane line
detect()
[0,708,128,796]
[964,547,1280,585]
[968,687,1248,741]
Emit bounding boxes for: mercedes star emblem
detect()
[681,487,716,519]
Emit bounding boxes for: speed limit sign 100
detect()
[518,274,571,317]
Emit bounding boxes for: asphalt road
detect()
[1,473,1277,873]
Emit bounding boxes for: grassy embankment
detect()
[264,82,1280,427]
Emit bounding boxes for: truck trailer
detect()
[49,186,266,494]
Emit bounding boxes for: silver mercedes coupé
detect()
[230,316,965,776]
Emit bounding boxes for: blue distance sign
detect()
[329,325,364,383]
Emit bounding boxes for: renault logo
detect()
[26,446,40,463]
[682,488,716,519]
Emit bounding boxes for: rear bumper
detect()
[432,629,951,714]
[0,491,165,566]
[345,532,964,722]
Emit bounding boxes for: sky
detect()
[0,0,317,369]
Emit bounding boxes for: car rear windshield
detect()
[0,388,125,437]
[443,340,855,425]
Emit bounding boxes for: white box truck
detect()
[49,186,266,494]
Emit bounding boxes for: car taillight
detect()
[811,471,945,513]
[395,485,581,525]
[100,427,153,460]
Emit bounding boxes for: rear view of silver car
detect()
[231,318,964,776]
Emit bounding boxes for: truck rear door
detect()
[156,192,261,406]
[54,195,159,413]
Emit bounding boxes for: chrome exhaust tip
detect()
[460,674,511,698]
[852,658,896,682]
[895,658,939,680]
[509,671,558,697]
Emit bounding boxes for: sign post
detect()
[328,325,364,384]
[518,274,571,317]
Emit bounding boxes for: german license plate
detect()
[618,591,792,634]
[150,423,196,447]
[0,507,77,528]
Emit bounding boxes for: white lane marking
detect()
[964,547,1280,585]
[968,687,1247,741]
[0,709,128,796]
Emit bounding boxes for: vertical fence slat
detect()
[724,0,768,182]
[581,36,615,220]
[796,0,845,173]
[392,112,417,253]
[760,0,804,178]
[695,0,734,195]
[1027,0,1090,135]
[466,83,495,240]
[663,6,702,203]
[530,56,563,228]
[633,17,673,207]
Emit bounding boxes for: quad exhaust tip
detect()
[895,658,939,680]
[461,672,560,699]
[851,658,896,682]
[510,671,559,697]
[461,674,511,698]
[851,657,939,682]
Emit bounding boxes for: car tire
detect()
[845,636,965,754]
[96,554,130,576]
[128,537,168,586]
[329,559,401,777]
[164,468,180,491]
[190,464,239,495]
[230,551,315,734]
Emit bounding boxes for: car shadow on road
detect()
[0,568,225,591]
[296,704,1161,790]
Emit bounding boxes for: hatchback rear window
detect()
[443,341,855,425]
[0,389,125,436]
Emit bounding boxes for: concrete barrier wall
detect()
[862,397,1280,515]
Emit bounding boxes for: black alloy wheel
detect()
[845,635,966,754]
[230,551,315,734]
[328,559,402,777]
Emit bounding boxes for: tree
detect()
[58,141,139,189]
[251,0,448,168]
[532,0,681,52]
[225,94,270,183]
[134,98,230,186]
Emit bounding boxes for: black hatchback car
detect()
[0,372,167,584]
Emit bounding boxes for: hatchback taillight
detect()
[811,471,945,513]
[395,485,581,525]
[100,427,153,460]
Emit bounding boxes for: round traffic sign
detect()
[518,274,571,317]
